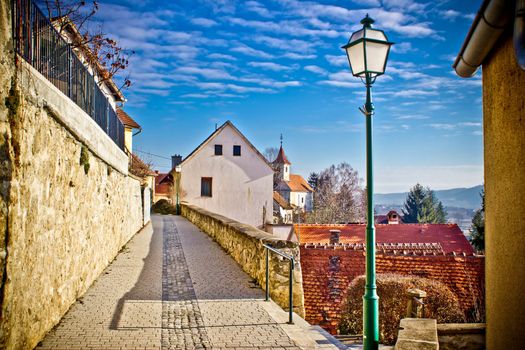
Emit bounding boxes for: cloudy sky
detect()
[91,0,483,193]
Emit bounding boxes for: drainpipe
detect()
[132,127,142,137]
[453,0,514,77]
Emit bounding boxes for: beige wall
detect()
[180,125,274,228]
[0,2,145,347]
[124,126,133,153]
[483,34,525,350]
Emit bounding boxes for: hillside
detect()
[375,185,484,209]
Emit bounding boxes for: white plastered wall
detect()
[180,125,274,228]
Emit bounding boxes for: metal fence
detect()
[12,0,124,150]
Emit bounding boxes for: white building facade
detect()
[177,121,274,228]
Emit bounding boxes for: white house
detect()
[273,146,314,213]
[176,121,274,228]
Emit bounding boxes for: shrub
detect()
[151,199,177,215]
[339,274,464,345]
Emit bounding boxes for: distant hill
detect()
[375,185,484,210]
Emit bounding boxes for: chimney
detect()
[388,211,400,224]
[329,230,341,244]
[171,154,182,169]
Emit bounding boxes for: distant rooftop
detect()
[295,223,474,254]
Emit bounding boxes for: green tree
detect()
[402,184,447,223]
[470,190,485,252]
[402,184,426,223]
[435,201,447,224]
[307,172,319,191]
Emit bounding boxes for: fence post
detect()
[288,258,294,324]
[265,248,269,301]
[68,49,72,98]
[406,288,427,318]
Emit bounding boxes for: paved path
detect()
[38,215,342,350]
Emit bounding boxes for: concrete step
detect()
[261,300,349,349]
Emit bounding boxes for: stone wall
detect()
[181,203,305,317]
[0,2,145,348]
[437,323,485,350]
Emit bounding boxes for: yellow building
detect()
[454,1,525,349]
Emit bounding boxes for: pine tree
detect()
[402,184,426,223]
[402,184,447,223]
[435,201,447,224]
[470,190,485,252]
[308,172,319,191]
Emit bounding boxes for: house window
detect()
[201,177,212,197]
[301,196,304,204]
[233,145,241,156]
[214,144,223,155]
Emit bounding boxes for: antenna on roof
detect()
[215,123,218,130]
[280,133,283,147]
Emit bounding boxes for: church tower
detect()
[272,135,291,181]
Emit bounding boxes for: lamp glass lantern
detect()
[342,15,393,78]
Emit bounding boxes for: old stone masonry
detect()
[37,215,337,350]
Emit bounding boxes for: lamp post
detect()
[175,165,181,215]
[342,14,393,350]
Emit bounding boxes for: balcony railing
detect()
[12,0,124,150]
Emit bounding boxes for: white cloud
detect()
[245,1,273,18]
[391,42,414,54]
[253,35,317,53]
[441,9,460,20]
[351,0,381,6]
[282,52,317,60]
[175,66,234,80]
[182,93,209,98]
[231,44,274,59]
[248,61,293,71]
[396,115,430,120]
[208,53,237,61]
[191,17,218,27]
[225,16,341,37]
[325,54,347,67]
[319,80,361,88]
[304,65,328,75]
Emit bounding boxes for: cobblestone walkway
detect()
[37,215,336,350]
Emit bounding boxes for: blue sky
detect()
[93,0,483,193]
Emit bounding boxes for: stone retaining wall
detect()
[0,3,146,348]
[181,203,305,317]
[437,323,485,350]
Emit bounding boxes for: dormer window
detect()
[215,144,223,155]
[233,145,241,156]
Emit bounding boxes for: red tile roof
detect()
[116,108,141,129]
[273,146,291,164]
[300,246,485,334]
[295,223,474,254]
[273,191,292,210]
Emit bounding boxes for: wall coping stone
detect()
[395,318,438,350]
[182,203,298,248]
[437,323,486,335]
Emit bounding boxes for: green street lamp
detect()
[175,165,181,215]
[342,14,393,350]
